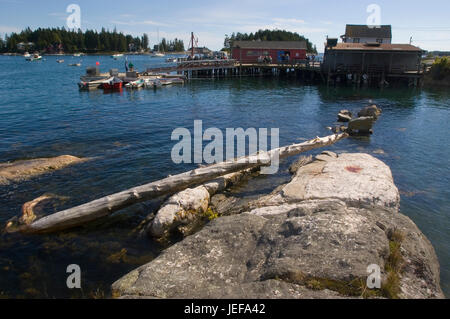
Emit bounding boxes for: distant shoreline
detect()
[1,51,188,57]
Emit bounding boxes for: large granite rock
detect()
[112,153,443,299]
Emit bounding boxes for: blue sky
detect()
[1,0,449,52]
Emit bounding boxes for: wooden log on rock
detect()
[11,133,348,234]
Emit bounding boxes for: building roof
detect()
[232,41,307,50]
[345,25,392,39]
[328,43,423,52]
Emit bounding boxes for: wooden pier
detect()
[140,56,424,87]
[144,59,324,81]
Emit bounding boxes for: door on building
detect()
[277,51,291,63]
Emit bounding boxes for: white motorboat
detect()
[125,79,145,89]
[112,54,124,60]
[26,53,42,61]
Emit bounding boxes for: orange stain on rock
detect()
[345,166,363,173]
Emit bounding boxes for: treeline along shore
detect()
[0,27,185,54]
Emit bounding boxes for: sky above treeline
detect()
[0,0,449,52]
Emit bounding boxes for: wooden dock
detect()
[144,59,324,80]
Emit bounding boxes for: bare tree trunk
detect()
[12,133,347,234]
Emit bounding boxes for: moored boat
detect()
[26,53,42,61]
[112,54,124,60]
[79,76,113,91]
[57,59,64,63]
[102,77,123,90]
[150,52,165,58]
[125,79,145,89]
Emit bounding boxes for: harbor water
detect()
[0,55,448,298]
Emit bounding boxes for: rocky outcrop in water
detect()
[0,155,87,186]
[112,152,443,299]
[337,110,352,122]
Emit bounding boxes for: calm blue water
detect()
[0,55,449,298]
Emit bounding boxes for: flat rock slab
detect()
[0,155,87,185]
[263,152,400,211]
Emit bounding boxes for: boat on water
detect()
[112,54,124,60]
[69,63,82,67]
[73,53,83,57]
[57,59,64,63]
[151,52,165,58]
[102,77,123,90]
[125,79,145,89]
[26,53,42,61]
[165,57,177,63]
[79,76,113,91]
[23,52,31,58]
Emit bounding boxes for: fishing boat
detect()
[125,79,145,89]
[112,54,124,60]
[102,77,123,90]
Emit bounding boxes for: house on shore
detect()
[341,24,392,44]
[232,41,307,64]
[323,25,423,85]
[323,42,423,75]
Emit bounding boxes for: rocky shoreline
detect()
[112,152,444,299]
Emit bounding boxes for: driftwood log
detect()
[11,133,348,234]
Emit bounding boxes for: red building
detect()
[232,41,307,63]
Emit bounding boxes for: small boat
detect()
[165,57,177,63]
[144,78,161,88]
[69,63,82,67]
[102,77,123,90]
[159,78,185,86]
[57,59,64,63]
[112,54,124,60]
[151,52,165,58]
[26,53,42,61]
[79,76,113,91]
[125,79,145,89]
[73,53,83,57]
[23,52,31,59]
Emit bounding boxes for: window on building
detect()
[376,38,383,43]
[246,50,261,56]
[353,38,360,43]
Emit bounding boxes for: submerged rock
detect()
[112,153,443,299]
[0,155,87,186]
